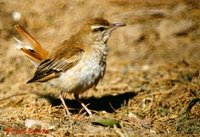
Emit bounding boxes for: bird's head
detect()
[80,18,126,44]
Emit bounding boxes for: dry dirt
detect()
[0,0,200,136]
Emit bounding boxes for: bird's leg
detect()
[74,93,92,116]
[59,92,71,117]
[92,85,98,91]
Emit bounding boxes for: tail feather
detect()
[14,24,49,64]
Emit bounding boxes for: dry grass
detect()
[0,0,200,136]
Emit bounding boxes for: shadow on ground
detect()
[41,91,136,113]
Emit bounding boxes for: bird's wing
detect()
[14,24,49,65]
[27,47,83,83]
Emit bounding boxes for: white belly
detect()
[50,56,105,94]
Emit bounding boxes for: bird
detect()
[14,18,126,116]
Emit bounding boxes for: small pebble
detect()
[12,11,21,21]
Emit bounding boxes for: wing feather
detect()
[27,48,83,83]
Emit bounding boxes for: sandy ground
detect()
[0,0,200,136]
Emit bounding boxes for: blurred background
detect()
[0,0,199,136]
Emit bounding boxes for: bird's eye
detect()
[98,27,105,31]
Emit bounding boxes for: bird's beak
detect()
[110,22,126,28]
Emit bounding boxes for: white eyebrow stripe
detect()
[91,25,105,30]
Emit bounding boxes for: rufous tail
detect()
[14,24,49,65]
